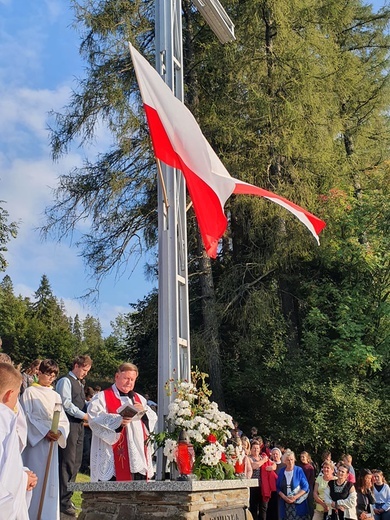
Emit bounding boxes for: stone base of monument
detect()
[69,479,258,520]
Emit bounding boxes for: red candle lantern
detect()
[234,459,245,475]
[175,430,195,479]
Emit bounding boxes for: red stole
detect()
[104,387,145,481]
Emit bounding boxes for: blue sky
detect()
[0,0,155,335]
[0,0,387,336]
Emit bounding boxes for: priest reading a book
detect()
[87,362,157,481]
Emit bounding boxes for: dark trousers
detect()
[59,421,84,509]
[80,426,92,474]
[267,491,280,520]
[250,484,269,520]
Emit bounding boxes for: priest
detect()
[88,362,157,481]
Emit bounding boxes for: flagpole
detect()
[154,0,236,480]
[155,0,190,480]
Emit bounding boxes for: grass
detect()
[72,472,90,515]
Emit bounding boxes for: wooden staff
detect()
[37,404,61,520]
[37,440,54,520]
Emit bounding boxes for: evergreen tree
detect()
[73,314,83,343]
[0,203,18,271]
[81,314,123,379]
[0,275,30,361]
[31,275,69,329]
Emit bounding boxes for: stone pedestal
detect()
[69,479,258,520]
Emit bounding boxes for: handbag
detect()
[289,485,309,504]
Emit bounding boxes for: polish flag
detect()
[129,44,326,258]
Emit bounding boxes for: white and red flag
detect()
[129,43,326,258]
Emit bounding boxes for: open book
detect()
[117,402,146,421]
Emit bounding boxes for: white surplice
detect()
[0,403,31,520]
[21,384,69,520]
[88,385,157,482]
[15,404,28,452]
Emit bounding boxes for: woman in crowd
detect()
[324,463,357,520]
[277,450,310,520]
[313,461,336,520]
[249,440,269,520]
[228,435,253,479]
[356,469,375,520]
[300,451,315,481]
[266,447,286,520]
[21,359,69,520]
[320,451,336,476]
[242,436,251,456]
[300,451,315,517]
[342,454,356,484]
[372,470,390,520]
[21,359,41,394]
[271,447,285,475]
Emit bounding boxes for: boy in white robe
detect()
[21,359,70,520]
[0,362,38,520]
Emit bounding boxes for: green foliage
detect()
[193,460,236,481]
[150,370,236,480]
[0,203,18,271]
[120,291,158,395]
[189,0,390,474]
[0,274,124,379]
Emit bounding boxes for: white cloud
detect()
[0,153,80,226]
[96,303,130,336]
[0,1,153,342]
[43,0,64,22]
[0,21,45,87]
[0,85,72,156]
[60,297,99,324]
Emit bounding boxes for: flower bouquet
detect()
[151,369,238,480]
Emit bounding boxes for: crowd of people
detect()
[233,430,390,520]
[0,352,389,520]
[0,354,157,519]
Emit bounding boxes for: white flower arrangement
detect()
[200,441,225,466]
[151,369,237,480]
[163,438,178,462]
[225,443,246,465]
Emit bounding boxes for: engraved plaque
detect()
[200,506,248,520]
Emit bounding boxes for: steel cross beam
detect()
[155,0,190,480]
[154,0,235,480]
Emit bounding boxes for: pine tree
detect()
[0,203,18,271]
[0,275,29,360]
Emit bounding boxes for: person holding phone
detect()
[357,469,375,520]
